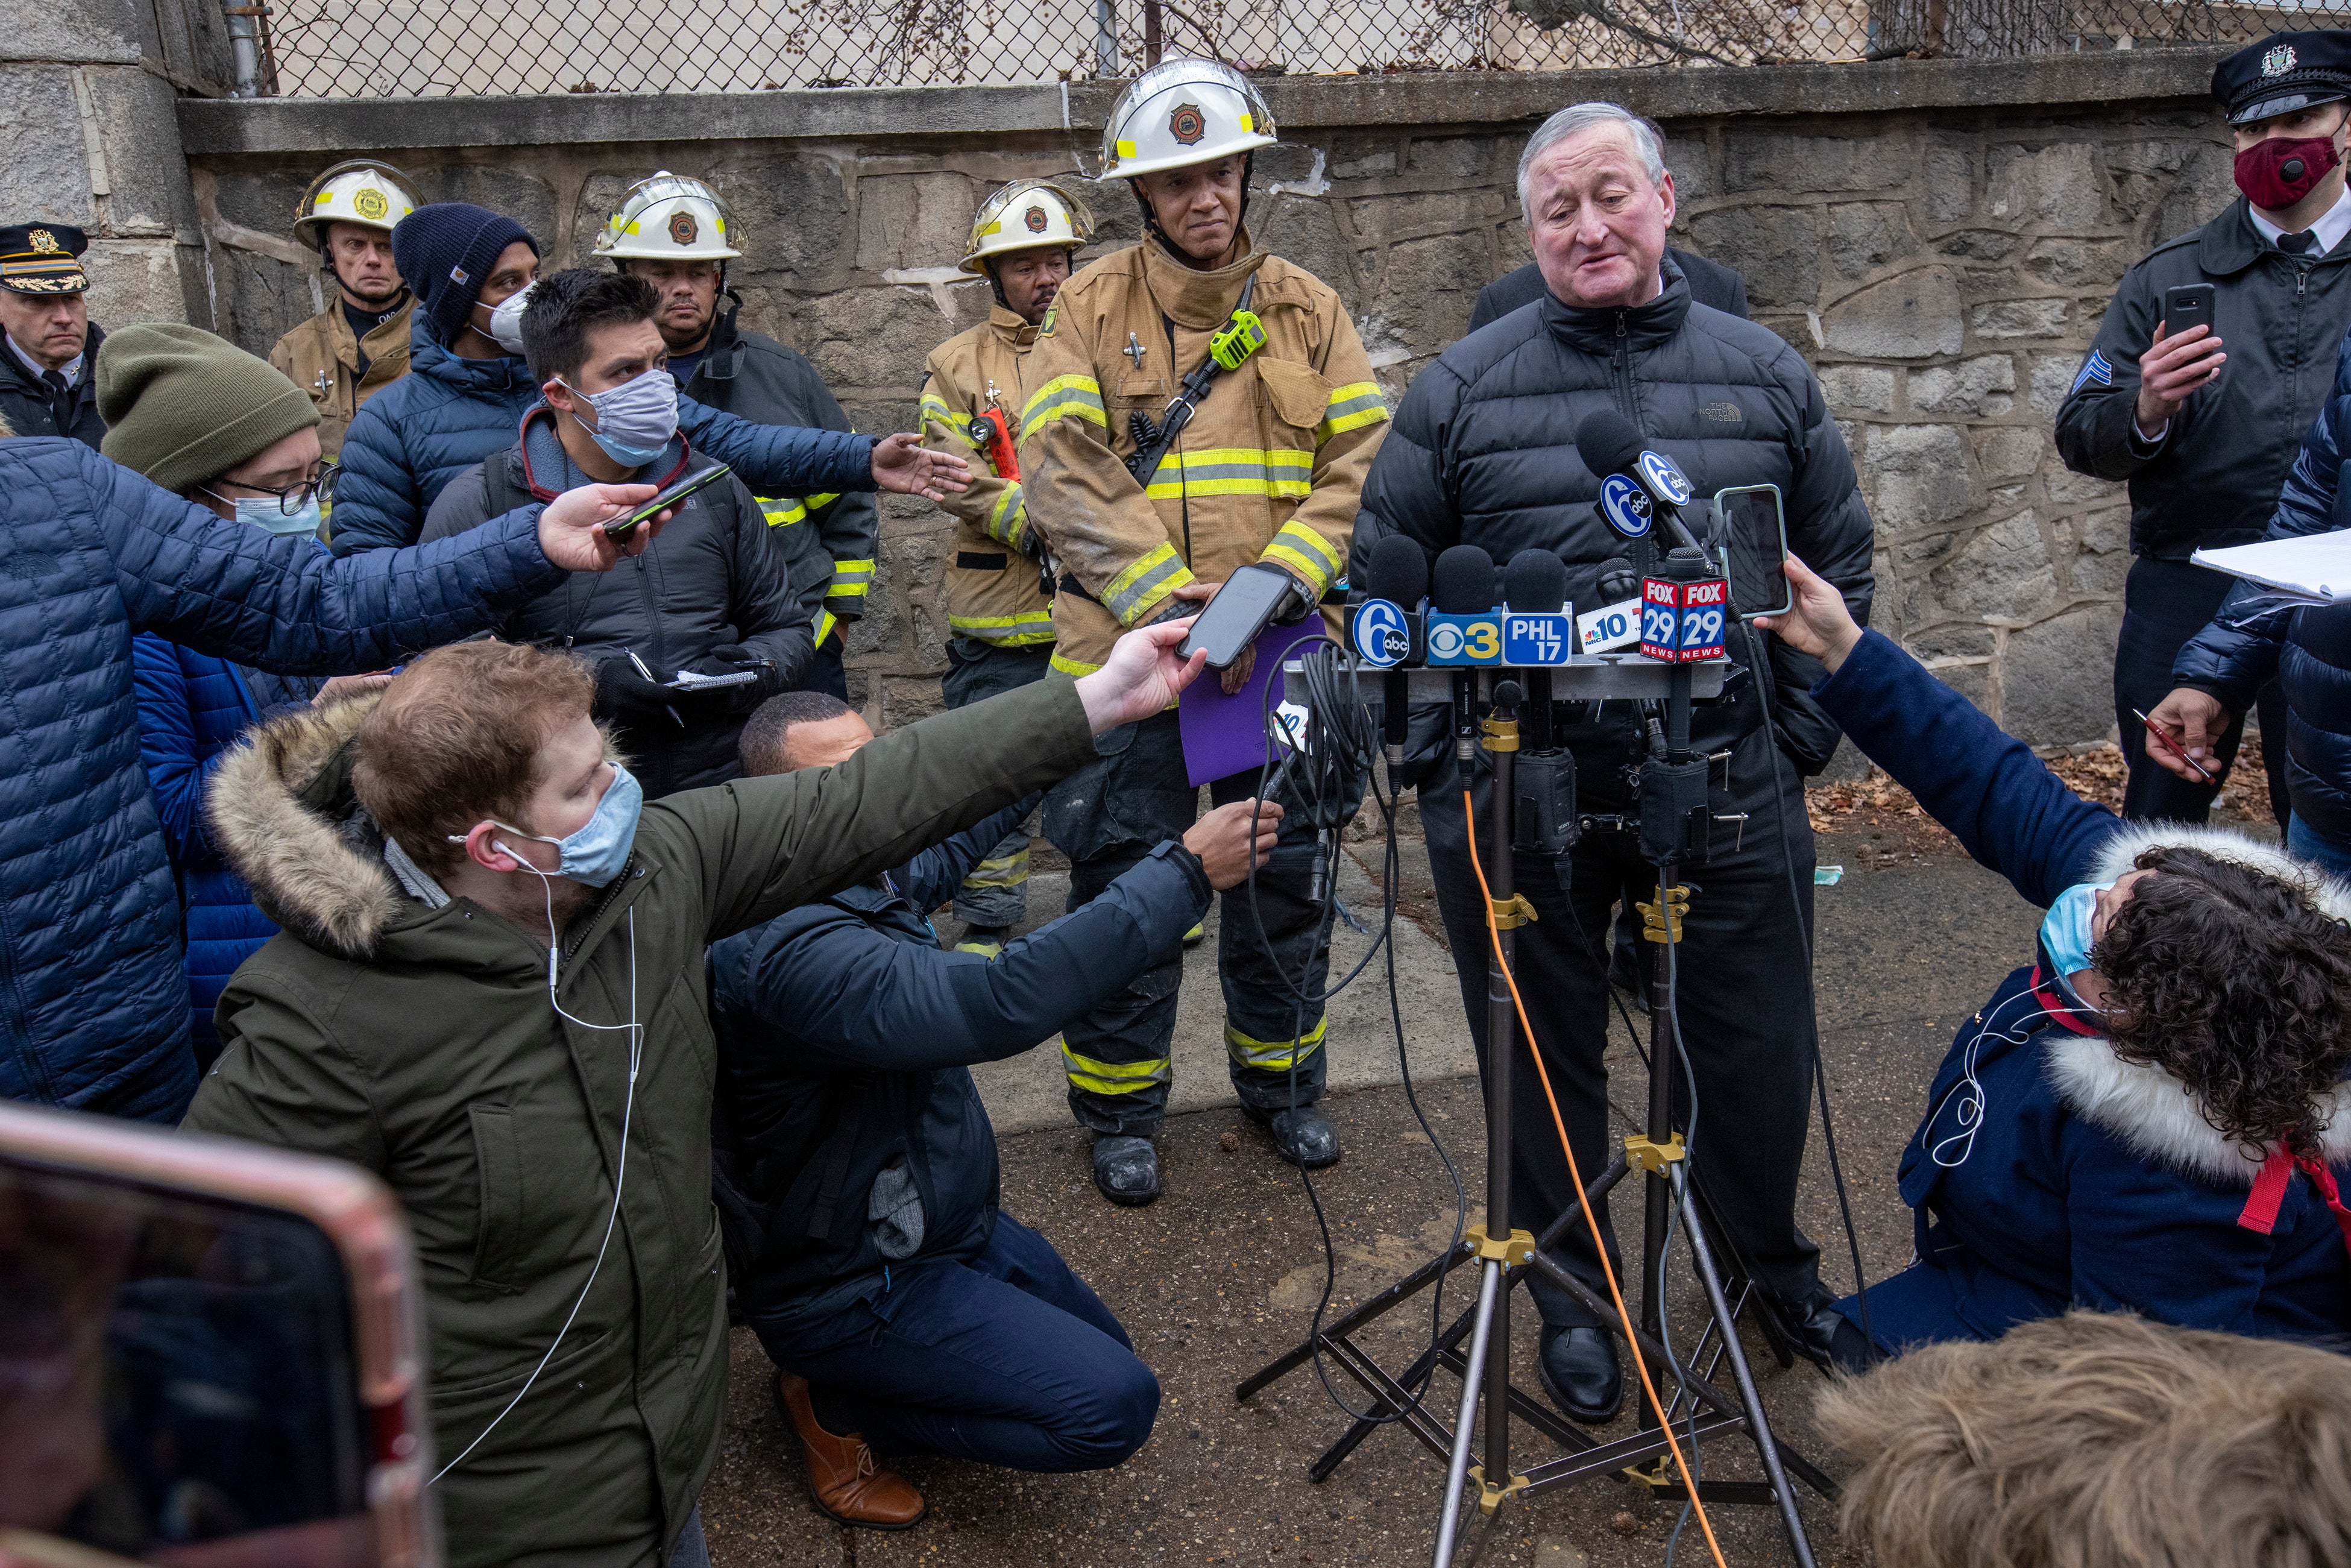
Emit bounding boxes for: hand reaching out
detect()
[1752,556,1863,673]
[1072,619,1207,732]
[872,433,969,500]
[1184,799,1284,889]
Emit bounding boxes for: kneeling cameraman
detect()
[710,691,1278,1529]
[1355,99,1875,1418]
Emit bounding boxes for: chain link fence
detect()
[256,0,2347,96]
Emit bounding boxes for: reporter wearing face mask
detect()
[1760,557,2351,1368]
[97,325,398,1072]
[2055,32,2351,830]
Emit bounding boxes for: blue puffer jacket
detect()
[330,313,882,556]
[1818,631,2351,1349]
[133,633,321,1066]
[0,437,567,1122]
[708,798,1211,1337]
[2172,334,2351,840]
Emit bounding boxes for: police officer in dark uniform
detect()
[2056,32,2351,827]
[0,223,104,447]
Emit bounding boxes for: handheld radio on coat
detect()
[1430,544,1497,761]
[1357,534,1430,766]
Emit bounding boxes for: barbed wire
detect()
[259,0,2341,97]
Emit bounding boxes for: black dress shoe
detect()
[1753,1289,1845,1371]
[1538,1324,1625,1425]
[1245,1105,1341,1168]
[1092,1135,1160,1205]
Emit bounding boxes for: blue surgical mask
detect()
[559,369,678,468]
[456,761,644,889]
[236,494,324,538]
[2038,880,2107,998]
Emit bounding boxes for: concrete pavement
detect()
[697,813,2040,1567]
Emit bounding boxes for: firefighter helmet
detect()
[1098,58,1277,183]
[958,179,1095,275]
[593,171,743,263]
[292,159,423,247]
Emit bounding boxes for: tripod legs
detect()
[1430,1258,1503,1568]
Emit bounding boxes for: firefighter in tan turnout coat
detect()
[268,159,423,459]
[917,178,1094,953]
[1016,58,1389,1204]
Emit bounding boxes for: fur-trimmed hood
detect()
[2041,820,2351,1185]
[204,690,412,963]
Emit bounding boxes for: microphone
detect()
[1576,411,1702,556]
[1503,549,1569,749]
[1432,544,1496,761]
[1363,534,1430,767]
[1597,556,1640,605]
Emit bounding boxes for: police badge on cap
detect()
[2215,30,2351,126]
[0,222,90,296]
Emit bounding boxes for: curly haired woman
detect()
[1761,558,2351,1367]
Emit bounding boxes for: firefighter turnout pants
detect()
[943,637,1054,928]
[1043,709,1332,1136]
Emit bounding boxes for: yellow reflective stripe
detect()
[1262,520,1344,594]
[1062,1044,1169,1095]
[1102,541,1193,626]
[986,483,1027,551]
[949,609,1057,646]
[827,558,875,599]
[1142,446,1315,500]
[1050,648,1103,677]
[807,491,840,510]
[814,608,838,646]
[1318,381,1391,439]
[962,848,1030,889]
[758,496,808,528]
[922,394,981,448]
[1224,1015,1330,1072]
[1021,374,1107,430]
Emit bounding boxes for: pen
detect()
[629,649,684,729]
[2134,707,2215,783]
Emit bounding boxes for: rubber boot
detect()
[1245,1104,1341,1168]
[1092,1134,1160,1205]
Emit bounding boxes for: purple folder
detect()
[1176,617,1328,787]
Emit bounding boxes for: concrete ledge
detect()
[178,47,2229,156]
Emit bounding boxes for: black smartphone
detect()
[606,461,732,537]
[1178,562,1298,669]
[1713,483,1792,620]
[2162,282,2217,339]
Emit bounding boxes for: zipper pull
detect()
[1616,310,1629,338]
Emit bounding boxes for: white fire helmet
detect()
[1098,58,1277,183]
[292,160,423,247]
[959,179,1096,276]
[593,172,743,264]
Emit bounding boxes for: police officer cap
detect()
[2215,31,2351,127]
[0,222,89,296]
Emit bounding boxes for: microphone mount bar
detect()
[1284,653,1731,706]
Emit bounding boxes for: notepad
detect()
[2189,532,2351,605]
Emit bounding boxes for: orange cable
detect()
[1463,788,1730,1568]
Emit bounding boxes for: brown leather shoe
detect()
[774,1371,927,1530]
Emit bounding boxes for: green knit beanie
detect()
[97,323,320,496]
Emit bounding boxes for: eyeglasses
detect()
[210,461,340,515]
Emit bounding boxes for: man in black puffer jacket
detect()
[708,689,1279,1529]
[424,268,810,796]
[1356,101,1876,1421]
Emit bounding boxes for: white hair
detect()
[1516,102,1667,219]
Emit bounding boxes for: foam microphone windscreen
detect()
[1502,548,1569,614]
[1597,556,1640,603]
[1574,410,1645,482]
[1431,544,1497,614]
[1365,533,1430,609]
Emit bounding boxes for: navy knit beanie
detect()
[391,202,538,347]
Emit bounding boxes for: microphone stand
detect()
[1238,651,1831,1568]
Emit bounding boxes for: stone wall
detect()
[176,53,2239,748]
[0,0,225,328]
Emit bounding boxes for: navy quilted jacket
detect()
[0,436,566,1121]
[330,313,880,556]
[133,630,321,1065]
[2172,331,2351,840]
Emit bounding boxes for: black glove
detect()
[682,645,785,713]
[594,658,682,728]
[1271,570,1317,626]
